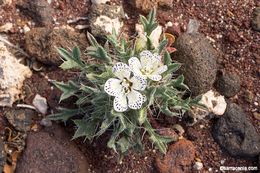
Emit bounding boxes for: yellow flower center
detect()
[121,78,132,94]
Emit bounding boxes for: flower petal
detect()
[153,53,161,61]
[128,57,142,76]
[152,65,168,75]
[112,62,131,79]
[140,50,160,69]
[130,76,147,91]
[127,90,144,110]
[104,78,122,96]
[148,74,162,81]
[114,94,128,112]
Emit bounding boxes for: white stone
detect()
[193,162,203,170]
[0,42,32,107]
[33,94,48,115]
[187,19,200,33]
[200,90,227,115]
[91,0,110,4]
[23,25,30,33]
[165,21,173,27]
[40,118,52,127]
[0,23,13,33]
[94,15,123,35]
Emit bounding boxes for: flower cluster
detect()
[104,50,168,112]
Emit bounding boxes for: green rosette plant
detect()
[48,9,200,155]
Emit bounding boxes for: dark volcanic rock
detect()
[16,124,91,173]
[213,103,260,158]
[214,71,241,98]
[16,0,53,27]
[156,139,195,173]
[25,27,88,66]
[5,109,36,132]
[173,33,217,96]
[252,7,260,32]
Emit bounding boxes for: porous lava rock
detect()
[213,103,260,158]
[173,33,218,96]
[25,27,88,66]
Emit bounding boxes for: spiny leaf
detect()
[157,39,168,54]
[161,102,179,117]
[73,119,97,140]
[137,108,147,125]
[163,51,172,65]
[96,115,116,137]
[117,137,131,153]
[167,63,181,74]
[53,81,79,102]
[80,84,99,93]
[87,32,99,47]
[72,46,80,60]
[86,46,112,63]
[47,108,80,121]
[147,87,156,106]
[170,75,189,90]
[58,47,84,70]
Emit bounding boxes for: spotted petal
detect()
[114,94,128,112]
[127,90,144,110]
[140,50,160,69]
[147,74,162,81]
[104,78,122,96]
[112,62,131,80]
[130,76,147,91]
[152,65,168,75]
[153,53,161,61]
[128,57,142,76]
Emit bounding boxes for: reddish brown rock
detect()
[156,139,195,173]
[16,124,91,173]
[158,128,179,141]
[25,27,88,66]
[129,0,172,13]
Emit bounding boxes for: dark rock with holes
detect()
[16,0,53,27]
[173,33,217,96]
[16,124,91,173]
[252,7,260,32]
[156,139,195,173]
[25,27,88,66]
[213,103,260,158]
[214,71,241,98]
[5,109,36,132]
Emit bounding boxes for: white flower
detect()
[128,50,168,81]
[104,62,147,112]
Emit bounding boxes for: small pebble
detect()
[220,159,225,164]
[33,94,48,115]
[253,112,260,120]
[23,25,30,33]
[40,118,52,127]
[193,161,203,170]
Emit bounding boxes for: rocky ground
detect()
[0,0,259,173]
